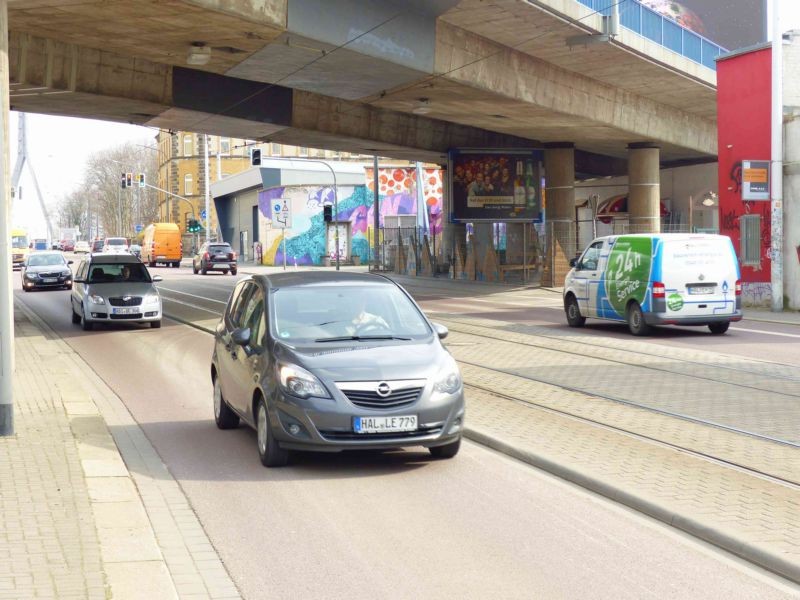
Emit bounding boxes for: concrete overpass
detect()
[1,0,722,433]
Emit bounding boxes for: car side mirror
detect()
[569,258,578,268]
[74,277,85,283]
[232,327,251,346]
[432,322,449,340]
[67,260,74,265]
[152,275,163,282]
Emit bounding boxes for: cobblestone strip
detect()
[438,321,800,444]
[461,385,800,583]
[17,304,241,600]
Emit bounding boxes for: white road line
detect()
[158,287,228,305]
[731,326,800,339]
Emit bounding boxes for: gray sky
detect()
[9,0,800,239]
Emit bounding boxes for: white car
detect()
[102,237,129,253]
[74,241,91,254]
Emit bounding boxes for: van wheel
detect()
[626,302,650,336]
[565,296,586,327]
[708,322,730,335]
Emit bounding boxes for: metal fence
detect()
[575,0,725,70]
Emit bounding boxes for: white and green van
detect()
[563,234,742,336]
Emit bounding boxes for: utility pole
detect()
[1,0,14,435]
[204,134,210,244]
[771,0,784,312]
[373,155,380,270]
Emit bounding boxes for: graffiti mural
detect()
[255,167,444,266]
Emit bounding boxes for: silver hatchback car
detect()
[70,254,163,330]
[211,272,465,467]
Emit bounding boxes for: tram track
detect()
[461,380,800,489]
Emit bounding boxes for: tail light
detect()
[150,242,155,250]
[228,252,234,260]
[203,252,210,261]
[232,252,237,260]
[735,280,742,296]
[652,282,666,298]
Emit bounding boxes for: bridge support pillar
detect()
[543,143,576,287]
[628,144,661,234]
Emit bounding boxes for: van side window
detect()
[578,242,603,271]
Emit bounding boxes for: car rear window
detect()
[209,244,232,253]
[106,238,127,245]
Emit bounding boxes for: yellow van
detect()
[11,228,30,270]
[141,223,182,268]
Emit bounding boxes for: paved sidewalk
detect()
[1,304,241,600]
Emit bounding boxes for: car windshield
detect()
[88,262,150,283]
[106,238,127,246]
[271,284,431,342]
[27,254,66,267]
[12,235,28,249]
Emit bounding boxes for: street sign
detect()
[200,209,207,219]
[134,224,143,233]
[274,199,292,229]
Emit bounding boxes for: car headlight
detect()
[89,294,105,305]
[62,271,72,278]
[433,356,462,395]
[144,293,160,304]
[277,363,330,399]
[25,272,38,279]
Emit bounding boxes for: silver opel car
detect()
[70,253,163,330]
[211,272,465,467]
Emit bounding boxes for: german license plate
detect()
[214,254,227,259]
[689,286,714,295]
[354,415,417,434]
[213,263,228,269]
[42,278,57,283]
[113,307,137,315]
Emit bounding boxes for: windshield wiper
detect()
[314,335,411,343]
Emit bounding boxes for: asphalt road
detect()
[13,266,799,599]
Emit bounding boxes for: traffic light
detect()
[125,172,132,188]
[187,219,202,233]
[121,172,127,189]
[323,205,332,222]
[138,173,145,188]
[250,148,261,166]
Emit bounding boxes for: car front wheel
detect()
[256,397,289,467]
[213,377,240,430]
[81,306,93,331]
[429,437,461,459]
[565,295,586,328]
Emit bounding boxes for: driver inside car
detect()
[347,296,389,334]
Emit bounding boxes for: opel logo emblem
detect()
[698,274,705,282]
[376,382,392,398]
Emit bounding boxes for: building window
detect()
[184,174,193,196]
[298,147,308,157]
[183,134,193,157]
[271,143,281,156]
[739,214,761,267]
[219,137,231,155]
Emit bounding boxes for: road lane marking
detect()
[731,326,800,339]
[158,287,228,304]
[161,296,223,315]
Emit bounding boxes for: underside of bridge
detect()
[6,0,718,170]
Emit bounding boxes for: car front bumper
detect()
[85,303,162,323]
[23,275,72,289]
[269,388,465,452]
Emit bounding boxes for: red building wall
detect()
[717,46,772,284]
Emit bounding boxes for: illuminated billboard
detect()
[642,0,767,51]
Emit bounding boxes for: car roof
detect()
[88,253,140,264]
[258,271,396,289]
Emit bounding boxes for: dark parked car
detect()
[21,252,73,291]
[91,240,104,253]
[193,242,237,275]
[211,272,465,467]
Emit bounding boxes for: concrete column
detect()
[627,144,661,234]
[544,143,576,286]
[784,117,800,310]
[0,0,13,435]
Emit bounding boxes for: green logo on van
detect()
[606,237,652,316]
[667,293,684,311]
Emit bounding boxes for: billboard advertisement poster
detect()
[450,150,543,222]
[641,0,767,51]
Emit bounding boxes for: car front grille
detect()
[38,272,63,278]
[109,313,142,320]
[340,386,423,410]
[319,425,443,441]
[108,296,142,307]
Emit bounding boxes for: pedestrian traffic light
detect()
[323,205,332,222]
[121,172,127,189]
[138,173,145,188]
[125,172,132,188]
[187,219,202,233]
[250,148,262,166]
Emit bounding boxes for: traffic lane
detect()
[14,284,796,599]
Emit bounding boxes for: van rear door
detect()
[658,237,739,319]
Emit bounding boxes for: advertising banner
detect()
[450,150,543,222]
[641,0,767,51]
